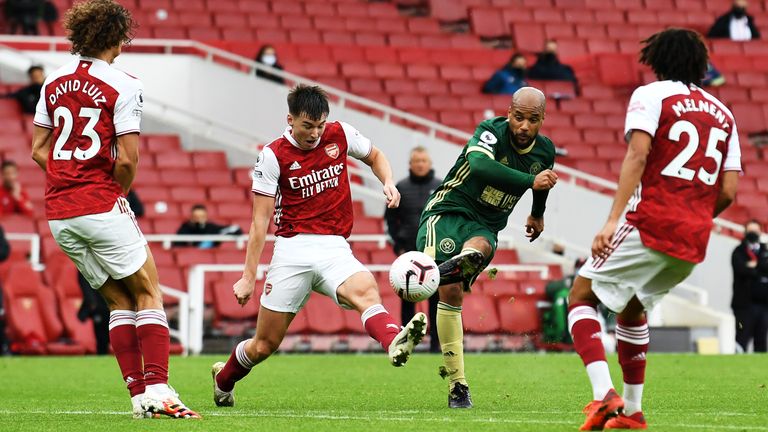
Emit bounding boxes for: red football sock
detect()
[568,303,606,366]
[136,309,170,386]
[216,340,255,392]
[108,310,145,397]
[616,317,649,384]
[362,304,400,350]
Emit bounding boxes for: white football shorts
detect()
[578,224,695,313]
[260,234,369,314]
[49,197,148,289]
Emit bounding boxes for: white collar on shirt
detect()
[283,126,321,150]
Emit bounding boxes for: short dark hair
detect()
[27,65,43,76]
[745,219,762,229]
[287,84,330,121]
[64,0,136,57]
[1,160,17,170]
[191,204,207,212]
[509,53,525,63]
[640,28,709,86]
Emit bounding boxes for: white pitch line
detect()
[0,409,765,430]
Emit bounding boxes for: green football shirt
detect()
[421,116,556,233]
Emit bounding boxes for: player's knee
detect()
[438,283,463,306]
[464,236,492,257]
[249,338,278,361]
[568,276,597,306]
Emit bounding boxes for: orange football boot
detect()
[604,412,647,429]
[579,388,624,431]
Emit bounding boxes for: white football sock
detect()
[586,361,614,400]
[623,383,644,415]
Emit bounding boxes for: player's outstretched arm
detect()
[31,125,53,171]
[592,130,651,259]
[466,152,557,194]
[113,133,140,194]
[714,171,738,218]
[361,145,400,209]
[233,194,275,306]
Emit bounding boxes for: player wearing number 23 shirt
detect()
[30,0,199,419]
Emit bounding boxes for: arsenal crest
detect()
[325,143,340,159]
[264,283,272,296]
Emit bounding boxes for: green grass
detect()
[0,353,766,431]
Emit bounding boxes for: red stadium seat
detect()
[469,8,508,39]
[52,265,97,353]
[211,280,259,333]
[428,0,468,22]
[3,263,86,355]
[498,295,541,335]
[305,294,345,334]
[463,294,501,333]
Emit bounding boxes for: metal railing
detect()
[0,35,744,235]
[5,233,42,270]
[184,261,552,354]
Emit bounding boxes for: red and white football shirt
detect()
[623,80,741,263]
[251,121,372,238]
[34,57,143,220]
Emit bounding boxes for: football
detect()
[389,251,440,303]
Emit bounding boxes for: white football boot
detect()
[388,312,427,367]
[211,362,235,407]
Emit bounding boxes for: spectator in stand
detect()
[708,0,761,41]
[385,146,442,352]
[0,225,10,355]
[255,44,285,85]
[731,219,768,353]
[5,0,43,35]
[41,0,58,35]
[175,204,242,248]
[482,53,529,95]
[0,160,34,217]
[3,65,45,114]
[528,40,578,85]
[126,189,144,218]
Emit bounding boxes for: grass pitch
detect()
[0,353,766,431]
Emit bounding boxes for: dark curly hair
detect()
[640,28,709,86]
[64,0,136,57]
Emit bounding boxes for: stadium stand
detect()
[3,0,765,353]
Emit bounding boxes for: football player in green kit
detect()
[417,87,558,408]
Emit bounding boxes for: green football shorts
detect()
[416,213,497,265]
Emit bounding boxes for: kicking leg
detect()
[337,271,426,366]
[213,306,294,406]
[568,275,623,430]
[605,296,649,430]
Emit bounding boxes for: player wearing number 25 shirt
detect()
[568,29,740,431]
[30,0,199,420]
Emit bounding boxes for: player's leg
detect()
[427,292,440,352]
[401,297,415,330]
[213,306,295,406]
[605,255,695,430]
[603,296,649,430]
[335,271,427,366]
[84,200,199,418]
[49,218,148,418]
[98,278,148,418]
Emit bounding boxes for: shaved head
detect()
[508,87,546,148]
[512,87,546,111]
